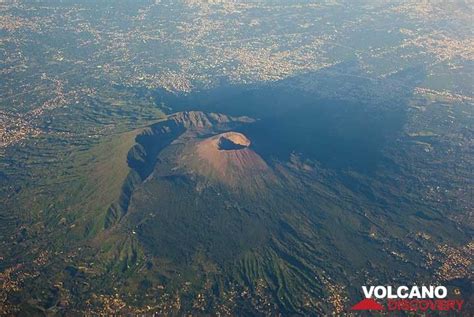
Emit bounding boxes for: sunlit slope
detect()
[75,129,144,234]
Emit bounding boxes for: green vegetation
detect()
[1,1,472,314]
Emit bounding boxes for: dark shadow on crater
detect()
[218,136,247,150]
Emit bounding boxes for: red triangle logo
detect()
[351,298,385,311]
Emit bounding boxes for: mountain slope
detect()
[88,110,470,315]
[2,108,469,316]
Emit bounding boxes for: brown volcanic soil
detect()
[190,132,273,187]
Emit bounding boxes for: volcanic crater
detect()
[188,131,272,186]
[217,132,251,150]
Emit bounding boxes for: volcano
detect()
[84,109,468,317]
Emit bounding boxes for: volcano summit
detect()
[191,131,272,187]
